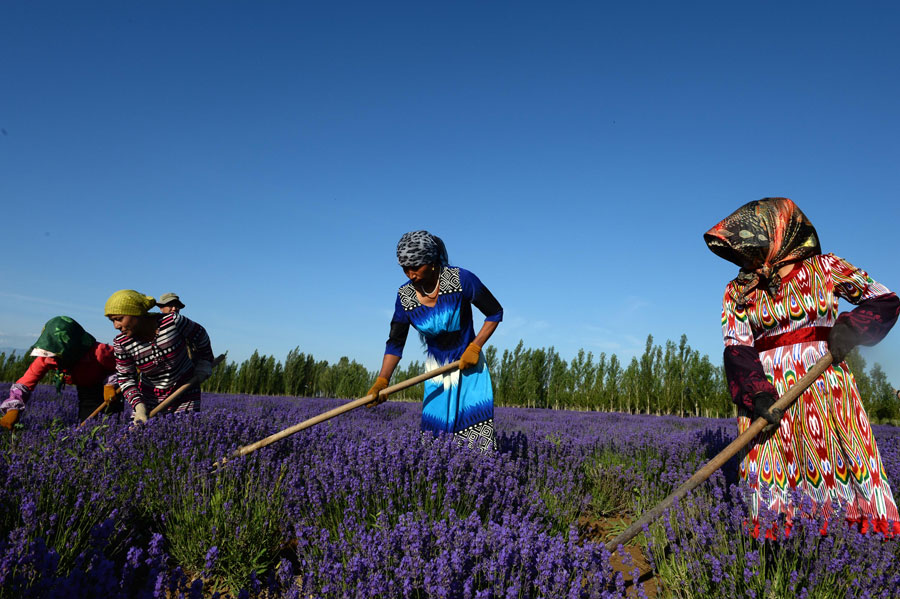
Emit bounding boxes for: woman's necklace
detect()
[418,271,441,298]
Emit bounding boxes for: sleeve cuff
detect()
[1,398,25,412]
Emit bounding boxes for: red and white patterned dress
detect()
[721,253,900,534]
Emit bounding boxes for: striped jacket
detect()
[113,312,214,409]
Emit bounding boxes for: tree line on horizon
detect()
[1,334,898,422]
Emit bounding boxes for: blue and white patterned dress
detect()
[386,266,502,450]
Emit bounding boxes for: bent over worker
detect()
[104,290,215,424]
[367,231,503,451]
[0,316,123,430]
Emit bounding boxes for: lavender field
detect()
[1,384,899,598]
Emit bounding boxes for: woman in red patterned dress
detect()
[705,197,900,536]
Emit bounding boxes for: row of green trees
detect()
[0,352,32,384]
[1,335,898,421]
[203,350,378,400]
[489,335,732,416]
[845,352,900,423]
[202,348,433,401]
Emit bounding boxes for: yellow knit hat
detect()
[104,290,157,316]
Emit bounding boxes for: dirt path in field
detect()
[579,515,662,598]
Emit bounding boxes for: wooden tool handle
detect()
[604,352,834,552]
[79,392,118,428]
[149,354,226,418]
[216,360,461,466]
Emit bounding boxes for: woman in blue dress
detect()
[368,231,503,450]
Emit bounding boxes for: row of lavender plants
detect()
[1,383,899,597]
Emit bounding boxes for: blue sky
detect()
[2,2,899,386]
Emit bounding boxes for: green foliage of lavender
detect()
[0,383,899,597]
[0,417,132,574]
[162,464,287,593]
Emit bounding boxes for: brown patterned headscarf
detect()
[704,197,821,305]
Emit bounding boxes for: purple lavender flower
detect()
[204,546,220,572]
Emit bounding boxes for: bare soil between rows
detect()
[579,515,662,598]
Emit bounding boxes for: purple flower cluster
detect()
[647,482,900,598]
[0,384,898,597]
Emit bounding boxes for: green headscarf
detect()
[30,316,97,370]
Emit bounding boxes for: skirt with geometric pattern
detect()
[738,359,900,536]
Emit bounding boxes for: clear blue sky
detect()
[2,2,899,385]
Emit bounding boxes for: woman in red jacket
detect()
[0,316,123,429]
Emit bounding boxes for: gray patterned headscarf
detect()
[396,230,449,268]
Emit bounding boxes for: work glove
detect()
[103,384,121,403]
[365,376,390,408]
[0,409,20,431]
[1,384,27,413]
[828,321,857,365]
[459,342,481,371]
[752,392,783,432]
[132,403,149,425]
[0,399,24,414]
[193,360,214,382]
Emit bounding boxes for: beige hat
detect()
[157,292,185,309]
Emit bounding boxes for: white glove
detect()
[193,360,213,382]
[132,403,148,425]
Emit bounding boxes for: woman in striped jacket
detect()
[104,290,215,424]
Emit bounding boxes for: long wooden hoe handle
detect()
[604,352,834,553]
[148,354,227,418]
[81,353,224,428]
[79,388,120,428]
[215,360,462,467]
